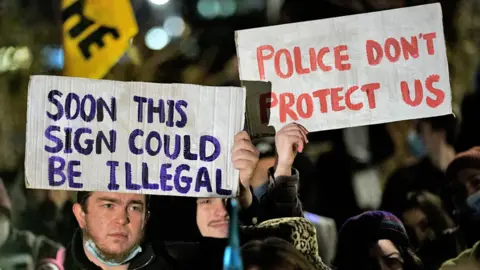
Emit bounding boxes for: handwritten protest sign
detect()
[25,76,246,198]
[235,3,452,132]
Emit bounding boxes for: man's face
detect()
[73,192,147,262]
[196,198,229,238]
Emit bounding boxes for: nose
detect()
[115,209,130,225]
[213,199,228,218]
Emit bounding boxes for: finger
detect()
[281,124,309,143]
[296,123,309,134]
[234,131,250,142]
[232,150,259,163]
[284,130,305,141]
[293,139,305,153]
[285,128,308,144]
[233,159,257,170]
[296,124,310,142]
[280,122,302,132]
[232,140,259,155]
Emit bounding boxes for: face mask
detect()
[85,239,142,266]
[467,191,480,219]
[407,130,427,158]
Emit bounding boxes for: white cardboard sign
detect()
[25,76,246,198]
[235,3,452,132]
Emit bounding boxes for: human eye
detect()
[198,199,211,204]
[129,204,143,212]
[102,203,113,209]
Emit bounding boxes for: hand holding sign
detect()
[231,131,259,208]
[274,123,309,177]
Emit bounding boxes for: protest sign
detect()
[25,76,246,198]
[235,3,452,132]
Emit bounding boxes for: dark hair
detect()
[76,191,150,213]
[241,237,316,270]
[418,115,458,146]
[404,191,456,238]
[333,244,423,270]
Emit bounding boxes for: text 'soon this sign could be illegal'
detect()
[25,76,246,198]
[235,4,452,132]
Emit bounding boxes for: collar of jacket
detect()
[70,229,155,270]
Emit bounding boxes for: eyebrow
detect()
[96,197,144,206]
[97,197,120,203]
[128,200,144,206]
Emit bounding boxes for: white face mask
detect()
[0,214,10,248]
[85,239,142,266]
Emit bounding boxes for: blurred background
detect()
[0,0,479,254]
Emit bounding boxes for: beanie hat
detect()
[342,211,409,247]
[445,147,480,184]
[0,178,12,219]
[334,211,409,268]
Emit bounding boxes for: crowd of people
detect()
[1,91,480,269]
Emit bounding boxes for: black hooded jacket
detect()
[64,229,177,270]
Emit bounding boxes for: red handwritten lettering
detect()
[256,45,274,80]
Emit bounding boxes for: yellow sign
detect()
[62,0,138,78]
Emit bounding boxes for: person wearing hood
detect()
[440,146,480,269]
[333,211,423,270]
[0,178,65,270]
[64,191,177,270]
[163,124,309,269]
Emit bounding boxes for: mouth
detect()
[108,233,128,239]
[210,221,229,228]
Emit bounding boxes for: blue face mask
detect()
[407,130,427,158]
[467,191,480,220]
[85,239,142,266]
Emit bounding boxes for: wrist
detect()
[274,163,292,177]
[239,184,253,208]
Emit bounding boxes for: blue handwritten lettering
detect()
[106,160,120,190]
[46,90,64,121]
[195,167,213,193]
[125,162,141,190]
[160,163,173,191]
[174,164,192,194]
[200,135,221,162]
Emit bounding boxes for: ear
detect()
[144,211,150,225]
[72,203,86,229]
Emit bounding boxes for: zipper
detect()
[131,255,154,270]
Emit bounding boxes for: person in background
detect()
[241,237,316,270]
[65,191,176,270]
[455,67,480,153]
[401,191,463,270]
[440,147,480,269]
[0,178,65,270]
[381,115,458,219]
[333,211,423,270]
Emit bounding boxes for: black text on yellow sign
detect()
[62,0,138,79]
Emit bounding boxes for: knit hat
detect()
[0,178,12,219]
[334,211,409,268]
[445,146,480,184]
